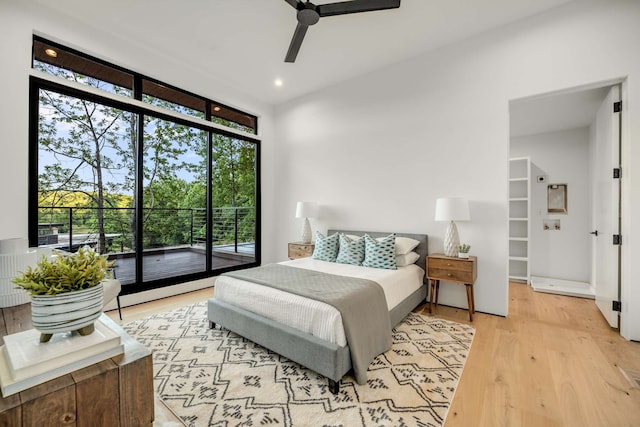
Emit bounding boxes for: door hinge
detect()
[613,234,621,245]
[614,101,622,113]
[613,168,621,179]
[612,300,622,312]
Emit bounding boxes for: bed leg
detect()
[209,321,216,329]
[328,379,340,395]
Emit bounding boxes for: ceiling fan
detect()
[283,0,401,63]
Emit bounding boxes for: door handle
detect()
[590,230,598,236]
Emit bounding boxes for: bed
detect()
[207,230,428,393]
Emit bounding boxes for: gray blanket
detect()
[222,263,392,384]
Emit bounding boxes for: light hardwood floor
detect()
[107,282,640,427]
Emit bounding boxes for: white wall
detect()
[0,1,278,267]
[511,128,592,282]
[275,0,640,339]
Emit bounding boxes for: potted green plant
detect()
[458,244,471,259]
[13,246,114,342]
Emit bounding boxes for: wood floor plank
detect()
[107,280,640,426]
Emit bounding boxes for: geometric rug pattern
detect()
[123,301,475,427]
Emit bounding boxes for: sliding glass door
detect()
[211,135,257,268]
[141,117,208,282]
[32,81,259,293]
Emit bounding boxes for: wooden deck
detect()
[111,246,254,286]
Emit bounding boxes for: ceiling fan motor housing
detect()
[298,6,320,25]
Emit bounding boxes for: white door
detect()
[593,85,621,328]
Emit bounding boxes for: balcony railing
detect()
[37,206,256,256]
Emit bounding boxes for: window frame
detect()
[32,35,258,134]
[28,39,261,294]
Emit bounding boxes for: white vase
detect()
[31,283,104,342]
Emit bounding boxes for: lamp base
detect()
[443,221,460,257]
[301,218,312,244]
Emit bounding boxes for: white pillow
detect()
[376,235,420,255]
[396,251,420,267]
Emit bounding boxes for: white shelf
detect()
[508,157,531,284]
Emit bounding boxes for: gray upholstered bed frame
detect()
[207,230,428,394]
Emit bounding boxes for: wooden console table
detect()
[0,304,154,426]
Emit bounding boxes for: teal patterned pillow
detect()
[362,234,397,270]
[336,234,365,266]
[312,232,339,262]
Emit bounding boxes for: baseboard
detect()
[103,277,215,311]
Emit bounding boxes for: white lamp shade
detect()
[295,201,318,218]
[434,197,470,222]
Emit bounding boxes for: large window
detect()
[30,37,260,294]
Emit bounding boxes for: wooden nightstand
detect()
[426,254,477,321]
[288,242,315,259]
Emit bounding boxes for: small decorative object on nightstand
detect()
[458,244,470,259]
[426,254,477,321]
[288,242,315,259]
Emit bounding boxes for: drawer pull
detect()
[447,263,452,266]
[447,273,452,277]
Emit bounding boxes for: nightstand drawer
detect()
[428,267,474,283]
[428,257,473,273]
[288,243,315,259]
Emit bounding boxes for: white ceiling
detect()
[34,0,575,105]
[510,86,612,137]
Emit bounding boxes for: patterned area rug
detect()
[123,302,475,427]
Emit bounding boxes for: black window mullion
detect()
[254,141,262,265]
[134,75,142,100]
[205,102,213,272]
[135,111,144,287]
[28,78,41,248]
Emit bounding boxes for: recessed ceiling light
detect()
[213,106,221,112]
[274,79,283,87]
[44,48,58,58]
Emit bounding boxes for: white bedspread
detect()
[213,258,425,346]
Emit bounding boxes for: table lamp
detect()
[435,197,470,257]
[295,201,318,244]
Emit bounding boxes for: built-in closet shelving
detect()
[509,157,530,283]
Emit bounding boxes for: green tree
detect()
[38,86,132,253]
[212,133,256,244]
[37,62,256,257]
[37,64,205,254]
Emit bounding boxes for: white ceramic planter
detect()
[458,252,470,259]
[31,283,103,342]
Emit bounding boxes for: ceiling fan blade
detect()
[285,22,309,63]
[318,0,400,17]
[284,0,301,10]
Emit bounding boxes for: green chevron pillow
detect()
[312,232,339,262]
[362,233,397,270]
[336,234,365,266]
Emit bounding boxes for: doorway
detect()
[508,81,623,329]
